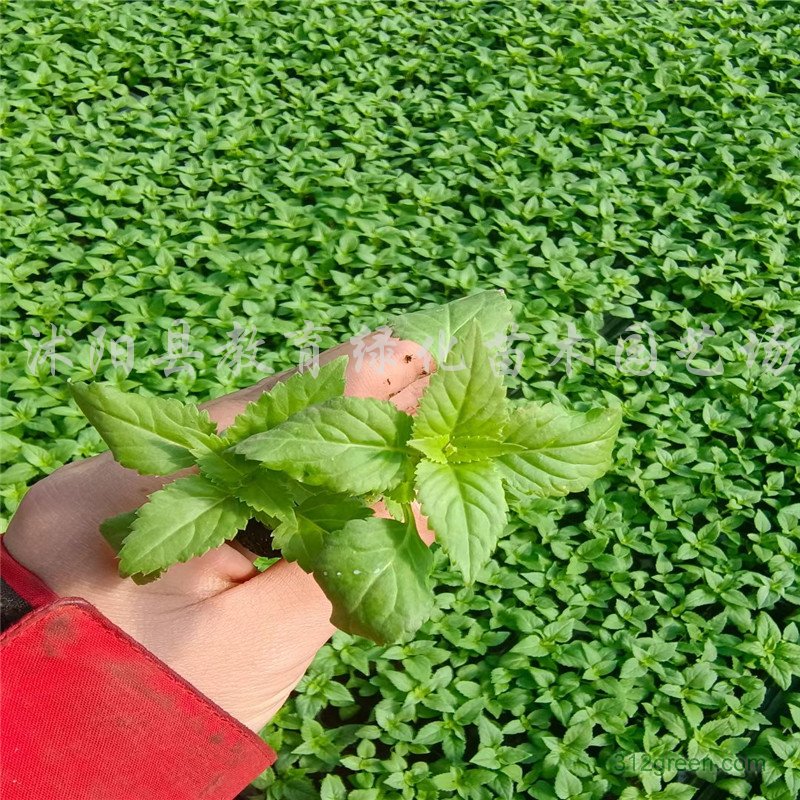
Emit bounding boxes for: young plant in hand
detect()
[72,292,622,644]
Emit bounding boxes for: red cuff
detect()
[1,540,276,800]
[1,535,59,607]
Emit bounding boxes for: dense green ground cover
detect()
[2,0,799,798]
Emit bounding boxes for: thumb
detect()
[216,497,432,729]
[193,556,336,730]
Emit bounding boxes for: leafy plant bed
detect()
[2,0,799,797]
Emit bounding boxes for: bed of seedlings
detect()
[1,1,798,798]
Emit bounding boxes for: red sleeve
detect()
[0,539,276,800]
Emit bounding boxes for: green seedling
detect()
[72,292,622,643]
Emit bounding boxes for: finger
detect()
[389,374,433,415]
[201,332,434,431]
[341,337,432,402]
[219,494,436,729]
[129,560,335,731]
[197,559,335,728]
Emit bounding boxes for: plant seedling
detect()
[71,291,622,644]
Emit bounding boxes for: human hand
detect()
[3,332,435,731]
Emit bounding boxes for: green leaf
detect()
[128,570,166,586]
[100,510,164,584]
[276,491,372,571]
[70,382,219,475]
[658,786,698,800]
[100,511,138,554]
[497,403,622,497]
[320,775,347,800]
[311,516,434,644]
[118,475,250,575]
[253,556,281,572]
[388,290,513,363]
[222,356,348,445]
[416,459,507,583]
[407,435,450,463]
[234,396,413,495]
[197,451,258,489]
[412,320,508,445]
[382,496,407,523]
[270,512,297,549]
[232,469,296,519]
[382,458,418,504]
[555,766,582,799]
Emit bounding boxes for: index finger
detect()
[202,331,435,431]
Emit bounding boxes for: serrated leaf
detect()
[383,496,407,523]
[658,786,699,800]
[222,356,348,445]
[100,510,165,584]
[382,457,418,504]
[233,468,296,519]
[416,459,507,583]
[100,511,138,554]
[497,403,622,497]
[388,290,513,363]
[268,511,296,550]
[118,475,250,575]
[412,320,508,446]
[277,491,372,571]
[197,451,258,489]
[310,515,434,644]
[70,382,219,475]
[234,396,413,495]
